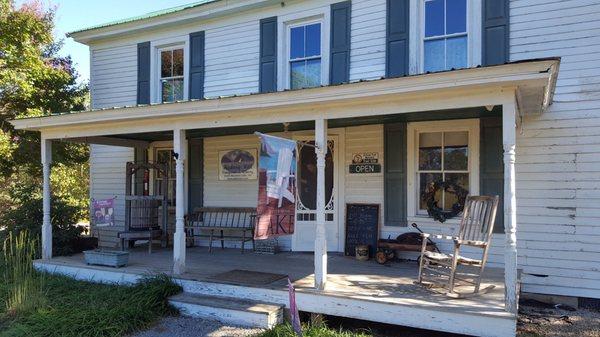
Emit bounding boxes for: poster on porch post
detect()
[255,133,297,240]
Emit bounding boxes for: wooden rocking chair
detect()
[417,195,499,297]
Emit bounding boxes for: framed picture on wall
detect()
[218,148,258,180]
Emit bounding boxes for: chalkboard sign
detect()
[344,203,380,257]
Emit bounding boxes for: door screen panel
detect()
[296,140,335,221]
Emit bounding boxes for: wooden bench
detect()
[185,207,256,253]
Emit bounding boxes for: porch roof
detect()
[11,58,559,139]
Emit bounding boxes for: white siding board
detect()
[511,0,600,298]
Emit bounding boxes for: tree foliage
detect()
[0,0,90,253]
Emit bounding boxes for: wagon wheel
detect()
[376,249,388,264]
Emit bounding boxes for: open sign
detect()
[349,163,381,174]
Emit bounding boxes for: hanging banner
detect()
[92,198,115,227]
[255,133,297,240]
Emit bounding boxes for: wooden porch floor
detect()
[36,247,515,336]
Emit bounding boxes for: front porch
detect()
[12,59,561,337]
[35,247,514,336]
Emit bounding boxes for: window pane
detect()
[444,131,468,170]
[290,26,304,59]
[161,50,172,78]
[305,23,321,57]
[446,36,467,70]
[172,49,184,76]
[304,59,321,88]
[290,60,305,89]
[419,132,442,170]
[161,80,173,102]
[420,173,443,210]
[173,79,184,101]
[446,0,467,34]
[424,39,445,72]
[444,173,469,210]
[425,0,444,37]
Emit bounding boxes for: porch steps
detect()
[168,292,284,329]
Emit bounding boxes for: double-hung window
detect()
[407,120,479,217]
[423,0,468,72]
[159,47,184,102]
[289,22,322,89]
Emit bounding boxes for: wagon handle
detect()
[411,223,441,253]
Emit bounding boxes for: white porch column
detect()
[314,118,328,290]
[502,101,518,315]
[173,129,187,275]
[41,137,52,260]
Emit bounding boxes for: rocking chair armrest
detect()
[454,239,488,248]
[422,233,458,241]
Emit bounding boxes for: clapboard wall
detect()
[510,0,600,298]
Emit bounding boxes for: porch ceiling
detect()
[10,58,559,140]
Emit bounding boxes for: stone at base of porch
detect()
[34,248,517,337]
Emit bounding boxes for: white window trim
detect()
[409,0,482,75]
[406,119,480,220]
[150,36,190,104]
[277,9,331,91]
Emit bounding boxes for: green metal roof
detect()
[67,0,220,36]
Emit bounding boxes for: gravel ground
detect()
[518,302,600,337]
[131,317,263,337]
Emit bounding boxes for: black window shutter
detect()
[188,138,204,214]
[330,1,351,85]
[137,42,151,104]
[386,0,409,78]
[189,31,205,100]
[133,147,148,196]
[482,0,509,66]
[480,117,504,233]
[259,17,277,93]
[384,122,407,227]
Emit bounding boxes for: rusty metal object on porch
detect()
[375,224,440,265]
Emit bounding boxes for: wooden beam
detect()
[314,118,328,290]
[502,99,518,315]
[173,129,187,275]
[41,136,52,260]
[67,136,149,148]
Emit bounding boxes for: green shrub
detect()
[0,274,181,337]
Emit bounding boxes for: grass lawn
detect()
[0,272,181,337]
[257,323,372,337]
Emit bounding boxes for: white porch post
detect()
[173,129,187,275]
[314,118,328,290]
[41,137,52,260]
[502,100,518,315]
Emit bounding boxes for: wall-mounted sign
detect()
[350,152,381,174]
[92,198,115,227]
[352,152,379,164]
[219,148,258,180]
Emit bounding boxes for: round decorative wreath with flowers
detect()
[422,180,469,223]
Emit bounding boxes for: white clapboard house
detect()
[10,0,600,336]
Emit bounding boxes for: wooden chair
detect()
[417,195,499,297]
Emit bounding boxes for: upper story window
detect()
[423,0,468,72]
[160,47,184,102]
[289,22,322,89]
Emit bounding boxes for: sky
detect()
[15,0,196,83]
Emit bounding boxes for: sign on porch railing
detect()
[254,133,297,239]
[92,198,115,227]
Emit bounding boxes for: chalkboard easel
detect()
[344,203,380,257]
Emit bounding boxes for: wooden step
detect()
[169,293,284,329]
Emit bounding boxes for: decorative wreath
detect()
[422,180,468,223]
